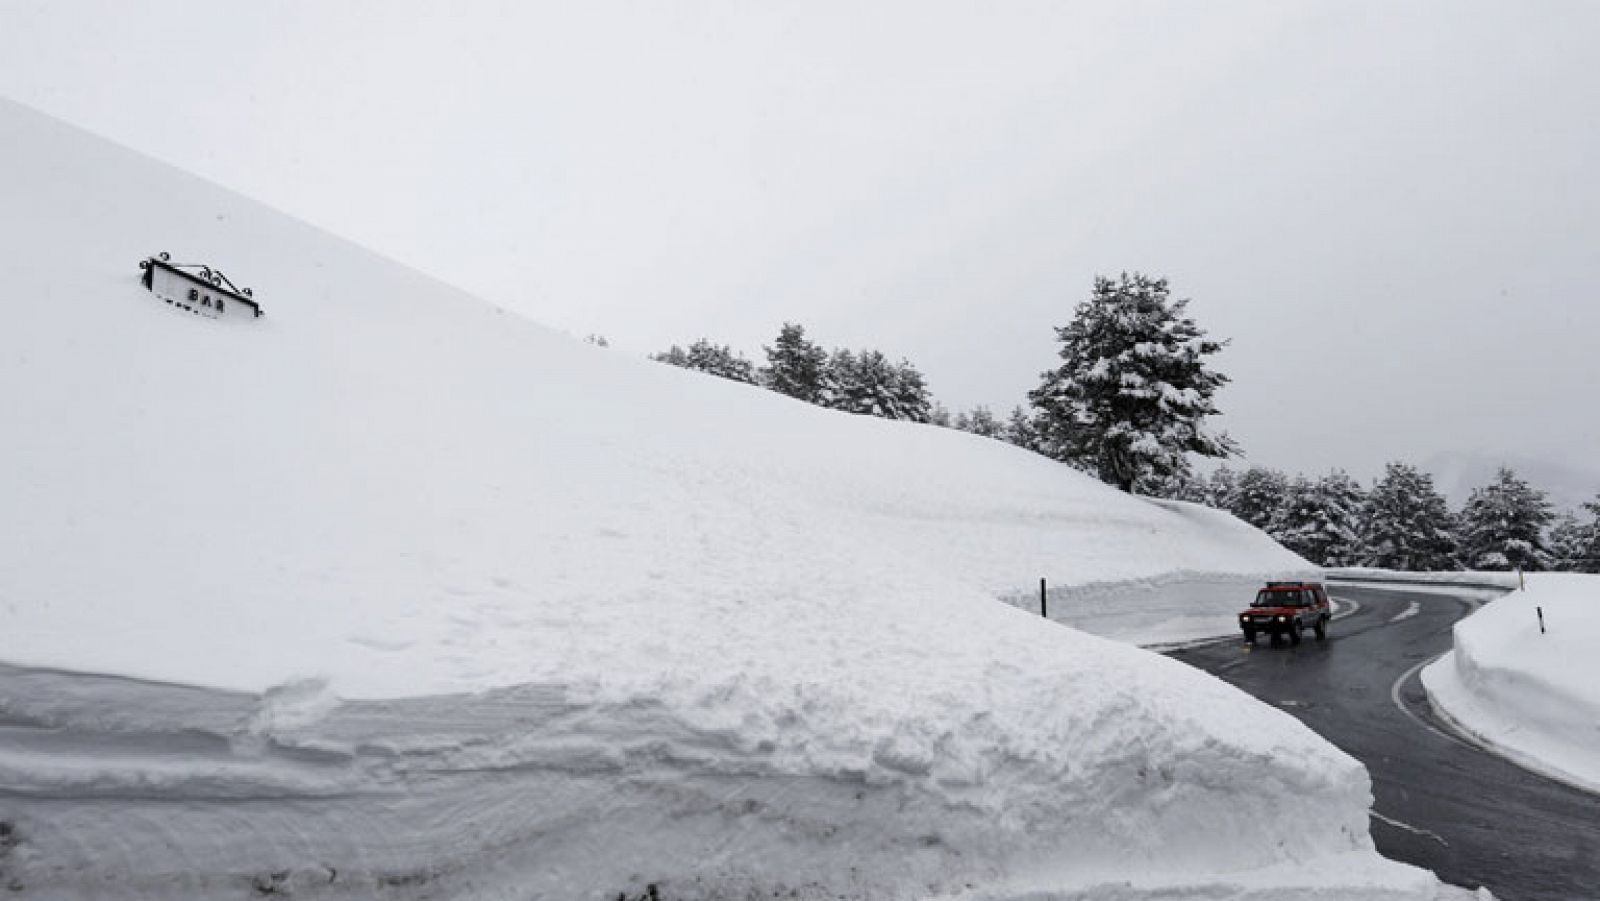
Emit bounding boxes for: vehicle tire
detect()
[1242,628,1257,644]
[1314,617,1327,641]
[1289,620,1303,646]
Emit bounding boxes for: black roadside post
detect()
[1040,577,1048,619]
[1537,606,1546,634]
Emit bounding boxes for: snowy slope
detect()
[0,98,1455,900]
[1422,574,1600,793]
[0,96,1310,699]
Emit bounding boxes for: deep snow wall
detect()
[1422,573,1600,793]
[0,95,1307,699]
[0,98,1428,900]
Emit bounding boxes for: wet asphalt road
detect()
[1169,583,1600,901]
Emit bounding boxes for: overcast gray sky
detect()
[4,1,1597,489]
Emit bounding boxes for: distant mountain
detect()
[1423,451,1600,513]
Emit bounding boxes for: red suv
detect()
[1239,581,1330,645]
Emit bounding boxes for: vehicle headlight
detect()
[1277,616,1287,622]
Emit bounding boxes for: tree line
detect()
[650,273,1236,491]
[1160,463,1600,573]
[639,271,1599,573]
[651,325,933,423]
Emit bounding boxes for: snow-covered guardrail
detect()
[1322,567,1521,592]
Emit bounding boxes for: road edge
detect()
[1355,579,1600,799]
[1420,652,1600,799]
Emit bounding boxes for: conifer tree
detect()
[1004,405,1043,453]
[1205,466,1239,511]
[760,322,829,404]
[823,348,856,409]
[1545,496,1600,573]
[1584,496,1600,573]
[891,359,934,423]
[1227,467,1289,531]
[1546,513,1589,572]
[652,345,691,367]
[1458,466,1554,571]
[651,339,758,384]
[826,349,933,422]
[1271,470,1366,566]
[1138,472,1210,502]
[1267,476,1315,551]
[1359,463,1459,571]
[1029,272,1236,491]
[957,405,1005,439]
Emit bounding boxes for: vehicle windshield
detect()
[1253,589,1306,607]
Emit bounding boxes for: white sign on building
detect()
[138,253,263,320]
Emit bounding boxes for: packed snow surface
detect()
[1423,573,1600,793]
[0,98,1450,899]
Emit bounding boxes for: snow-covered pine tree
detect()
[1458,466,1555,571]
[1004,405,1043,453]
[826,348,933,422]
[1267,476,1315,551]
[651,339,758,384]
[1550,501,1600,572]
[1028,272,1237,491]
[1316,469,1366,565]
[1359,463,1460,571]
[1547,496,1600,573]
[822,348,855,410]
[957,405,1005,438]
[687,339,758,384]
[928,402,952,428]
[891,358,934,423]
[1547,512,1589,572]
[1226,466,1289,531]
[760,322,829,404]
[652,345,690,367]
[1270,471,1366,566]
[1583,496,1600,573]
[832,350,896,419]
[1205,466,1239,511]
[1137,471,1209,502]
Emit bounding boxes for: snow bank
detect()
[1324,569,1516,605]
[1003,503,1322,647]
[1324,568,1522,590]
[0,98,1444,899]
[1422,574,1600,793]
[2,637,1426,901]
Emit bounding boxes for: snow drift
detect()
[0,97,1445,899]
[1422,573,1600,793]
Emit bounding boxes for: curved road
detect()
[1170,583,1600,901]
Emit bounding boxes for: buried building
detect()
[138,252,263,320]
